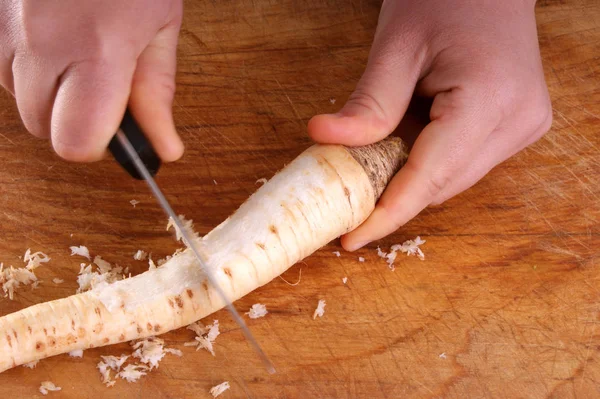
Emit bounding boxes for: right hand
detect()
[0,0,184,162]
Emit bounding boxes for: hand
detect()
[308,0,552,251]
[0,0,184,162]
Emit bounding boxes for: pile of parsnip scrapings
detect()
[0,249,50,300]
[377,236,427,270]
[97,337,182,387]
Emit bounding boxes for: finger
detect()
[51,58,136,162]
[307,22,427,146]
[12,54,57,138]
[128,18,183,162]
[340,90,500,251]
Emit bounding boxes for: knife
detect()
[108,109,276,374]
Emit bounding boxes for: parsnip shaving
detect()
[377,247,395,270]
[206,321,220,342]
[342,277,348,284]
[52,278,64,284]
[377,236,427,270]
[185,320,220,356]
[186,321,207,336]
[358,257,365,262]
[101,355,129,370]
[385,251,398,271]
[166,215,198,246]
[133,250,148,261]
[23,360,38,369]
[130,199,140,208]
[23,249,50,270]
[332,251,341,257]
[245,303,268,319]
[256,178,268,185]
[376,246,395,270]
[117,364,149,383]
[313,299,326,319]
[210,381,230,398]
[68,349,83,358]
[165,348,183,357]
[39,381,61,395]
[69,245,90,260]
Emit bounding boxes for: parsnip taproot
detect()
[0,138,407,373]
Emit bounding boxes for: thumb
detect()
[128,17,184,163]
[308,25,426,146]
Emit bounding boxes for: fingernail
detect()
[346,240,370,252]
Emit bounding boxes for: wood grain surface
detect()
[1,0,599,398]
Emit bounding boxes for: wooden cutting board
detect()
[1,0,599,398]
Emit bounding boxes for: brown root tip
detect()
[346,137,408,201]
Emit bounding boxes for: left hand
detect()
[307,0,552,251]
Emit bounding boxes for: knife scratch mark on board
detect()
[275,79,303,126]
[0,132,15,146]
[579,310,598,389]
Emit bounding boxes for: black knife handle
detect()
[108,108,161,180]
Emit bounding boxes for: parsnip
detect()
[0,138,407,373]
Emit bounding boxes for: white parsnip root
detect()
[0,138,407,373]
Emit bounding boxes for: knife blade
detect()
[109,109,276,374]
